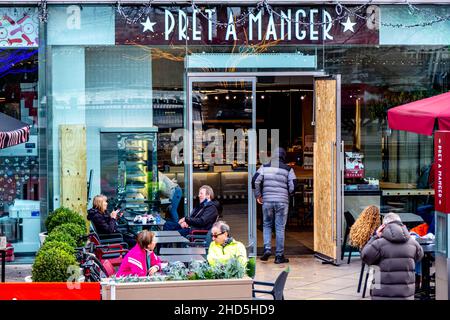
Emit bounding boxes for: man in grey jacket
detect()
[361,213,424,300]
[252,147,297,264]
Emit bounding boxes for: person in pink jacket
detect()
[116,230,161,277]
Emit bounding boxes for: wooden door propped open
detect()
[313,76,343,265]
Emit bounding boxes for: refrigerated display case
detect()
[100,129,159,217]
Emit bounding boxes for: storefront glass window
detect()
[47,5,187,223]
[0,48,40,253]
[325,45,441,214]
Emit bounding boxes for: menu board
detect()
[345,152,364,178]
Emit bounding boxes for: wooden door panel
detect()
[313,79,337,260]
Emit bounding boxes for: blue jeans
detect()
[169,186,182,222]
[262,202,289,256]
[163,220,191,237]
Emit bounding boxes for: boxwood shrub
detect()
[51,223,86,247]
[45,207,86,233]
[45,230,77,248]
[32,247,79,282]
[40,240,75,256]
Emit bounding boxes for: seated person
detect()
[163,185,220,237]
[116,230,161,277]
[158,171,183,223]
[207,221,248,268]
[87,194,136,248]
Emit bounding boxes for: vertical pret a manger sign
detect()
[435,131,450,215]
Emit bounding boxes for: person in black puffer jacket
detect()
[87,194,136,247]
[361,213,424,300]
[163,185,219,238]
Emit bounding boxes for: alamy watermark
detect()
[170,125,281,165]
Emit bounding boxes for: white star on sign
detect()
[141,16,156,32]
[341,16,356,33]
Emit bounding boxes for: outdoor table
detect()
[159,247,206,255]
[0,249,5,282]
[153,231,181,237]
[155,236,189,245]
[159,254,205,264]
[126,217,166,231]
[155,235,189,255]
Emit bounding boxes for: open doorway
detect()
[255,76,315,256]
[186,74,335,259]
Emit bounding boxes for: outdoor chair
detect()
[185,229,212,253]
[252,269,289,300]
[341,211,357,264]
[357,262,371,298]
[88,232,128,248]
[89,223,126,246]
[94,243,129,267]
[101,259,117,278]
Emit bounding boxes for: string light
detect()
[38,0,48,23]
[35,0,450,29]
[117,0,155,25]
[128,0,450,31]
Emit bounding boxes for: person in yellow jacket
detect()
[207,221,248,268]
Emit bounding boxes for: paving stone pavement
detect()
[253,255,370,300]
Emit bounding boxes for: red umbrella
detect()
[387,91,450,136]
[0,112,30,149]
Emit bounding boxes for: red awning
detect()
[387,91,450,136]
[0,112,30,149]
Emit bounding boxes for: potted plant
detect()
[50,223,86,247]
[45,207,86,233]
[101,259,253,300]
[39,207,87,247]
[31,246,80,282]
[27,240,77,282]
[44,230,77,248]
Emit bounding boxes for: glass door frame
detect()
[186,75,257,256]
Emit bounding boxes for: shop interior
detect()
[255,76,315,254]
[184,76,316,255]
[0,49,40,254]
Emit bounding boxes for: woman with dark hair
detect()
[116,230,161,277]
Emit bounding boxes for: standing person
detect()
[252,147,297,264]
[116,230,161,277]
[361,213,424,300]
[207,221,248,268]
[163,185,220,237]
[158,171,182,222]
[87,194,136,248]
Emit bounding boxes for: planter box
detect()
[101,277,253,300]
[38,232,48,246]
[0,283,100,300]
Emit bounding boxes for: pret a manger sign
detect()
[116,6,379,45]
[435,131,450,214]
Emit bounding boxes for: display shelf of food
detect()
[116,131,159,217]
